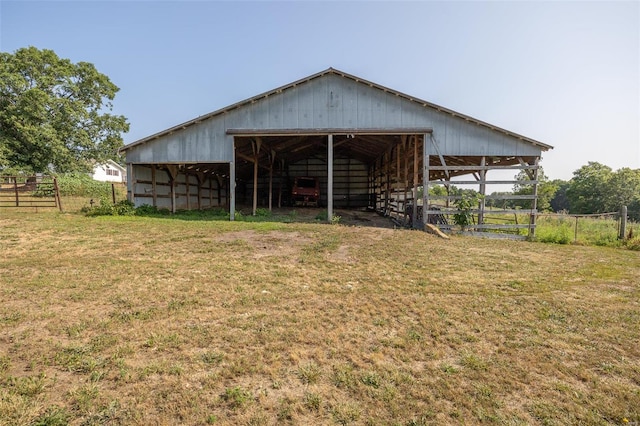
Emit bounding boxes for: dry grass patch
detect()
[0,210,639,425]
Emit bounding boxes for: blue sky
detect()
[1,0,638,182]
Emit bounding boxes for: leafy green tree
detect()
[485,191,514,209]
[0,47,129,173]
[511,167,556,211]
[549,179,570,212]
[566,162,613,214]
[604,167,640,212]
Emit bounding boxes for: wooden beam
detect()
[402,135,409,224]
[252,137,261,215]
[423,134,430,228]
[268,150,275,211]
[227,127,434,136]
[166,165,179,214]
[278,159,284,208]
[478,156,486,226]
[196,172,204,210]
[412,136,418,228]
[126,163,134,203]
[185,173,191,210]
[328,134,333,223]
[518,157,537,180]
[151,165,157,207]
[529,157,540,239]
[209,176,214,208]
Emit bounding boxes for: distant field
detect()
[1,210,639,425]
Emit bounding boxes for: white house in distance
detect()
[92,159,127,183]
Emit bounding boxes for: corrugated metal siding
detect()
[125,73,544,164]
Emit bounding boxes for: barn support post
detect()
[346,157,351,208]
[230,158,236,221]
[268,149,275,211]
[209,176,214,207]
[151,165,157,207]
[402,136,409,224]
[412,136,418,228]
[252,137,262,215]
[396,142,401,218]
[422,133,430,228]
[196,173,203,210]
[166,165,178,214]
[278,159,285,208]
[126,163,134,203]
[529,157,540,239]
[327,134,334,223]
[216,175,223,207]
[478,156,486,227]
[185,172,191,210]
[385,149,390,215]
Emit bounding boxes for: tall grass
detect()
[535,214,623,247]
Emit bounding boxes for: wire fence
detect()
[534,211,625,245]
[466,208,637,245]
[58,185,128,212]
[0,180,128,214]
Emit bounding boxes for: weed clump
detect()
[221,386,252,409]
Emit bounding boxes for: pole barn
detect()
[120,68,552,237]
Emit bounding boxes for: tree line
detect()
[483,162,640,220]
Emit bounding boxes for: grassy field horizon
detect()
[1,210,639,425]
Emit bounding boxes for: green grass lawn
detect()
[1,210,639,425]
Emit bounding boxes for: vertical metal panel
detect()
[356,82,373,127]
[312,77,329,128]
[281,86,299,128]
[327,77,344,127]
[296,81,315,128]
[385,92,402,126]
[268,94,284,128]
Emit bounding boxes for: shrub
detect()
[134,204,169,216]
[254,207,272,217]
[626,237,640,251]
[82,200,135,217]
[453,193,481,229]
[315,210,341,224]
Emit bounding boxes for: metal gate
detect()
[0,176,62,211]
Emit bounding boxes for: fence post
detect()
[112,183,116,204]
[619,205,627,240]
[574,216,579,243]
[13,177,19,207]
[53,177,63,212]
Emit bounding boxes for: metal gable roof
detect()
[120,68,553,153]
